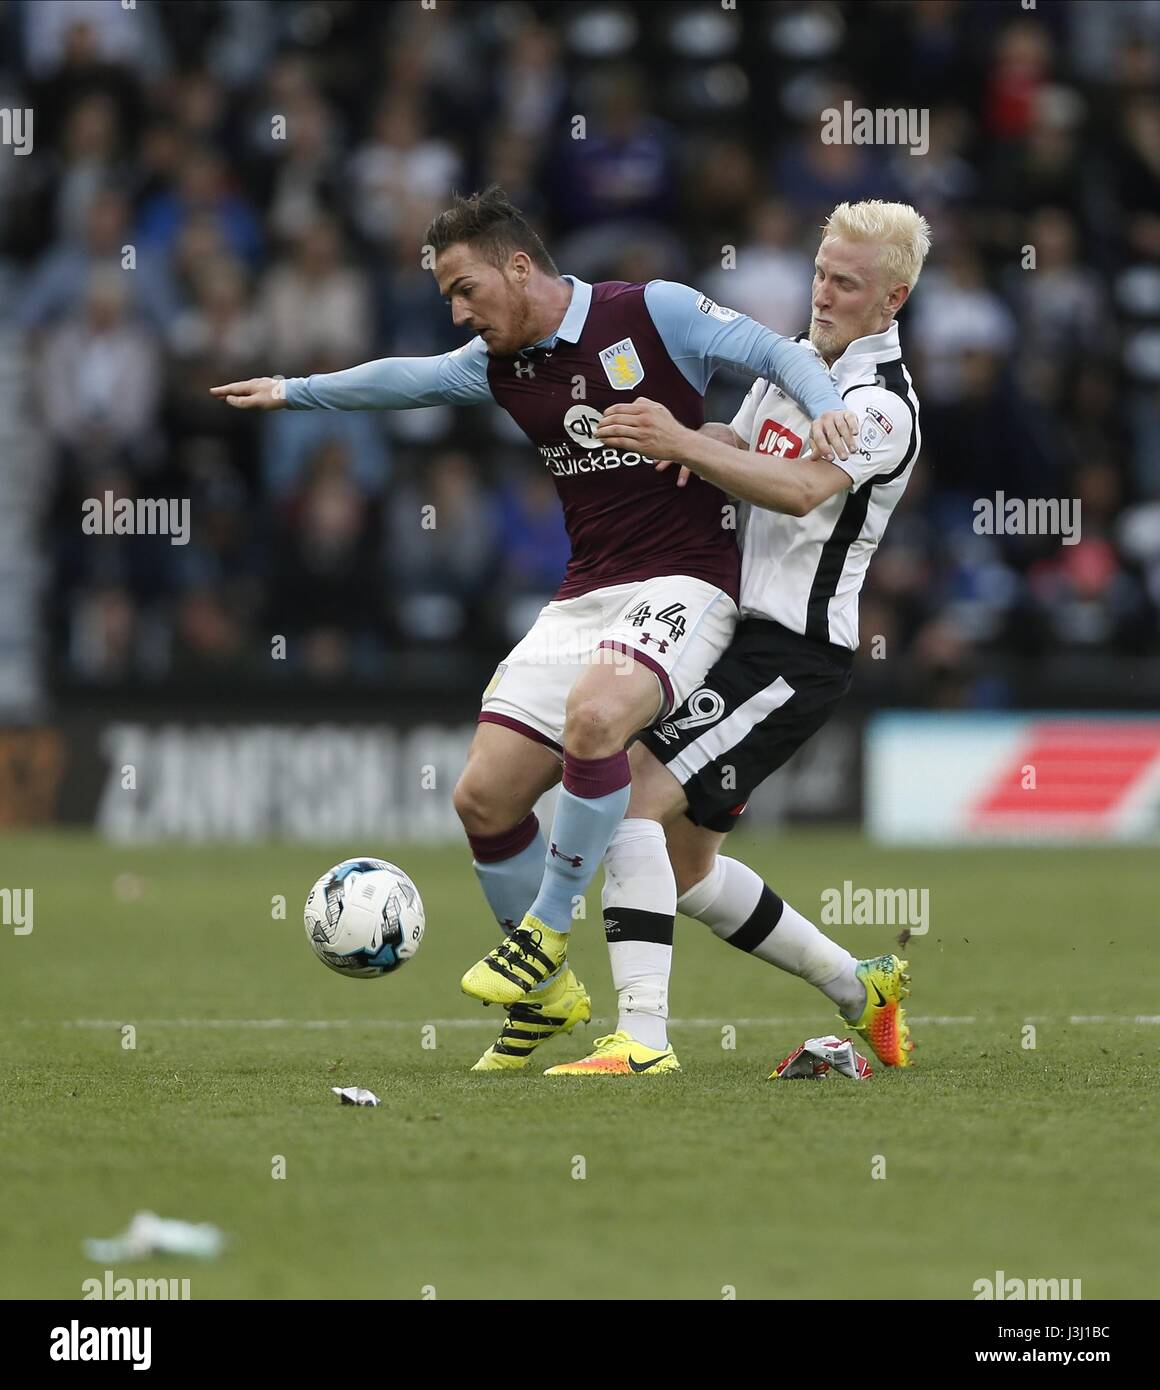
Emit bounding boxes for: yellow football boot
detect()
[470,968,592,1071]
[843,954,914,1067]
[460,915,570,1006]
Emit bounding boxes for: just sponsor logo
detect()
[972,491,1081,544]
[81,492,191,547]
[820,100,929,156]
[49,1320,152,1370]
[820,880,929,935]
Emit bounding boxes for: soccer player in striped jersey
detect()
[212,186,857,1070]
[548,200,931,1076]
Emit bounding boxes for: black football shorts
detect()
[640,617,853,832]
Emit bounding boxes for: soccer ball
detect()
[304,858,425,978]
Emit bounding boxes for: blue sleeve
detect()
[642,279,844,419]
[284,336,493,410]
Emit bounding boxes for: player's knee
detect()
[563,694,624,758]
[452,770,503,835]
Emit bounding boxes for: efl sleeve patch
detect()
[695,293,741,323]
[859,405,894,449]
[837,389,911,491]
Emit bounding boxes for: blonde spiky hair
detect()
[822,200,932,291]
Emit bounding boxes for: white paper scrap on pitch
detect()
[332,1086,380,1106]
[83,1211,227,1262]
[771,1035,873,1080]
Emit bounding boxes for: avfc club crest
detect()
[598,337,645,390]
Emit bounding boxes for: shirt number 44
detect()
[624,601,688,650]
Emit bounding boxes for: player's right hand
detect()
[209,377,287,409]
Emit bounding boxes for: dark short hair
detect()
[424,185,558,275]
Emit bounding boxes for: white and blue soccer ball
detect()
[304,858,426,978]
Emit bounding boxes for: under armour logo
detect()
[515,361,535,379]
[550,843,583,867]
[638,633,669,653]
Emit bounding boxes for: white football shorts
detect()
[479,574,738,753]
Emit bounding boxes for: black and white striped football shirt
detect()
[729,322,920,650]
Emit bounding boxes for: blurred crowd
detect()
[1,0,1158,704]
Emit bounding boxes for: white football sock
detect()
[678,856,864,1019]
[601,818,674,1051]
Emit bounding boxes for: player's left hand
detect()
[596,398,692,469]
[809,409,859,462]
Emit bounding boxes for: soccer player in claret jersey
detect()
[212,186,857,1070]
[547,200,931,1077]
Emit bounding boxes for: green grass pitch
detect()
[1,829,1156,1300]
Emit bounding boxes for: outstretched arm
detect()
[210,337,493,412]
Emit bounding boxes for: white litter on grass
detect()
[111,873,147,903]
[83,1211,226,1263]
[772,1035,873,1080]
[332,1086,380,1107]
